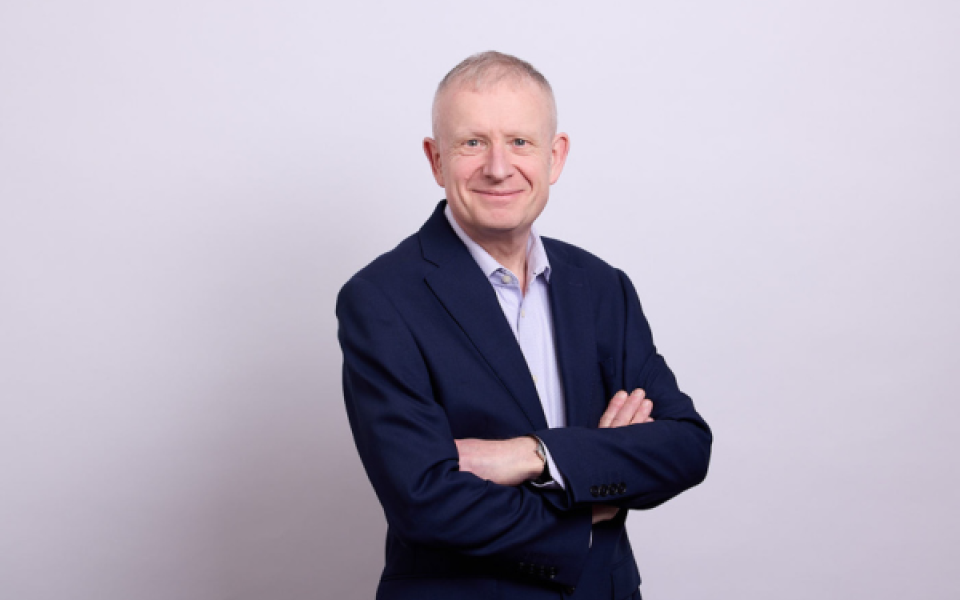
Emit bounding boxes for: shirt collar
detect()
[444,204,552,283]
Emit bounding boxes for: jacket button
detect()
[589,486,599,497]
[618,482,627,494]
[599,485,609,497]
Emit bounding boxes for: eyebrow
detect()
[451,128,542,141]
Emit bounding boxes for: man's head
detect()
[424,51,570,247]
[431,52,558,138]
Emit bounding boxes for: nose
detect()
[482,142,513,181]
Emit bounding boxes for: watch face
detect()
[535,438,546,460]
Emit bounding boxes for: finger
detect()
[611,389,646,427]
[598,391,629,428]
[630,399,654,424]
[627,390,651,423]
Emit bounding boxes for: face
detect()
[423,79,570,246]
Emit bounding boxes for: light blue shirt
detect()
[444,206,567,487]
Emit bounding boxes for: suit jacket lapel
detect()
[419,203,548,431]
[544,240,597,429]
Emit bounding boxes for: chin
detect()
[475,210,528,232]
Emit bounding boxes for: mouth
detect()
[472,189,525,200]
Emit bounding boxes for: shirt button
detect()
[501,274,512,284]
[521,309,526,318]
[532,375,538,383]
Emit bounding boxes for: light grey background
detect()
[2,1,958,599]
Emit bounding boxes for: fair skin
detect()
[456,389,654,524]
[423,77,569,290]
[426,75,655,525]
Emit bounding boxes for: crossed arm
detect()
[455,388,655,524]
[339,271,710,581]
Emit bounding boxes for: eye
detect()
[465,139,480,147]
[513,139,527,147]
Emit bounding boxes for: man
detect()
[337,51,711,599]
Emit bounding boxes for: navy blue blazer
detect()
[337,202,711,600]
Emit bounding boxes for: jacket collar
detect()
[418,201,596,429]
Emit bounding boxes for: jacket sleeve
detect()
[536,270,712,510]
[337,275,592,586]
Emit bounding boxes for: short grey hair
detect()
[431,51,557,136]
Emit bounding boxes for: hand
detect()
[598,389,654,428]
[592,504,620,524]
[589,391,649,522]
[455,436,544,486]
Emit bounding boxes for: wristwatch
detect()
[531,436,552,485]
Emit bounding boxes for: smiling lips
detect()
[472,189,525,199]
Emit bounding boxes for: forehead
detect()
[435,79,554,137]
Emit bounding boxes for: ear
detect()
[548,132,570,185]
[423,137,445,187]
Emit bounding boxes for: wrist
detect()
[527,435,549,482]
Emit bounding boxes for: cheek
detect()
[519,159,552,186]
[448,159,482,187]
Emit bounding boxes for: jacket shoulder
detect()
[542,237,627,286]
[345,233,426,287]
